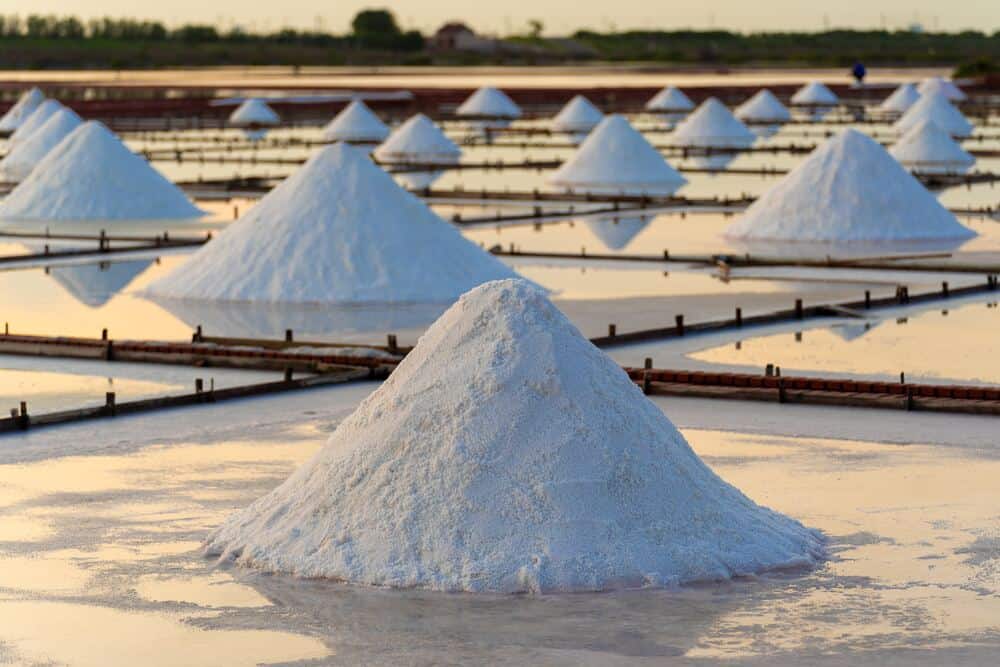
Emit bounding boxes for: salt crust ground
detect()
[205,279,823,593]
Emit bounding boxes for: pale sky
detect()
[3,1,998,35]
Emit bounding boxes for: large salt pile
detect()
[145,143,516,304]
[8,99,64,146]
[645,86,694,113]
[894,92,973,138]
[725,128,975,242]
[374,113,461,189]
[0,88,45,133]
[552,95,603,142]
[672,98,755,169]
[205,278,823,592]
[549,114,686,196]
[917,77,966,102]
[878,83,920,115]
[0,121,204,221]
[228,98,280,127]
[890,120,975,175]
[456,86,521,125]
[322,100,389,144]
[0,108,82,181]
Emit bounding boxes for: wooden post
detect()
[106,392,116,416]
[644,357,653,369]
[865,290,871,309]
[663,249,670,261]
[675,314,685,336]
[19,402,27,429]
[735,307,742,326]
[765,363,774,377]
[101,328,108,341]
[195,378,204,393]
[284,368,293,382]
[193,325,203,343]
[387,334,399,353]
[608,324,616,337]
[900,372,905,384]
[285,329,293,342]
[795,299,803,319]
[795,331,802,342]
[642,370,651,395]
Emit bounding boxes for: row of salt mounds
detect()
[890,119,975,175]
[917,76,966,102]
[878,83,920,115]
[725,128,974,242]
[205,278,824,593]
[229,98,280,127]
[550,115,686,196]
[894,91,973,138]
[456,86,521,129]
[0,88,45,133]
[8,99,64,147]
[0,121,204,221]
[672,98,756,169]
[0,107,82,181]
[551,95,603,143]
[145,143,517,305]
[322,100,389,144]
[374,114,461,189]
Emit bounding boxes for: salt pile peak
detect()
[0,121,204,221]
[9,99,64,146]
[790,81,839,105]
[878,83,920,114]
[374,113,461,189]
[672,98,756,148]
[0,107,83,181]
[549,114,687,195]
[145,143,517,304]
[0,87,45,133]
[205,278,823,593]
[456,87,521,119]
[735,89,791,123]
[725,128,975,242]
[645,86,694,112]
[322,100,389,143]
[917,77,966,102]
[895,92,973,138]
[552,95,603,133]
[229,98,280,127]
[890,119,975,175]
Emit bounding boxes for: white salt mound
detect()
[878,83,920,114]
[0,88,45,133]
[790,81,838,106]
[0,108,82,181]
[205,279,824,593]
[890,120,975,175]
[725,128,974,242]
[672,98,756,148]
[917,77,966,102]
[735,89,791,123]
[456,87,521,118]
[549,114,687,195]
[229,99,280,127]
[322,100,389,143]
[375,114,461,161]
[645,86,694,112]
[552,95,603,133]
[9,99,64,146]
[894,92,973,138]
[145,143,516,304]
[0,121,204,221]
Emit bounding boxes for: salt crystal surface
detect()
[890,120,975,175]
[0,121,204,221]
[645,86,694,112]
[8,99,63,146]
[205,279,824,593]
[552,95,603,133]
[321,100,389,143]
[229,99,280,127]
[0,88,45,133]
[672,98,756,148]
[0,107,82,181]
[549,114,686,195]
[725,128,974,242]
[790,81,838,106]
[894,92,973,138]
[878,83,920,114]
[374,114,461,189]
[456,87,521,118]
[145,143,517,304]
[917,77,966,102]
[735,89,791,123]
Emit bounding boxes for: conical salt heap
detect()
[895,92,973,138]
[552,95,603,134]
[0,88,45,133]
[549,115,687,196]
[672,98,756,150]
[322,100,389,144]
[725,129,974,242]
[456,86,522,119]
[790,81,838,106]
[205,279,823,592]
[228,98,280,127]
[890,120,975,175]
[645,86,694,113]
[0,107,82,181]
[735,89,791,124]
[0,121,204,221]
[917,77,966,102]
[9,99,64,146]
[146,143,516,304]
[374,114,461,189]
[878,83,920,114]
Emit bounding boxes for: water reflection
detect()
[47,259,154,307]
[584,215,652,251]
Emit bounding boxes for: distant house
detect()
[432,22,497,53]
